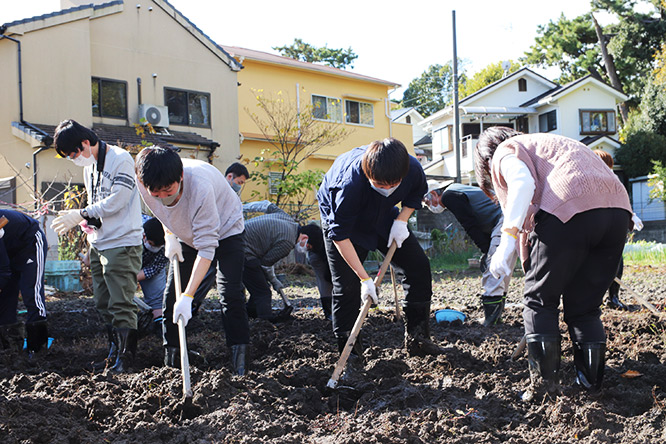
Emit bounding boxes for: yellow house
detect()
[221,46,413,210]
[0,0,241,255]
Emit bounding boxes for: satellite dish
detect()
[501,61,511,72]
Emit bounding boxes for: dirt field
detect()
[1,264,665,443]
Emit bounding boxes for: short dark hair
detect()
[474,127,523,200]
[298,223,325,256]
[143,217,165,246]
[135,146,183,191]
[225,162,250,179]
[53,119,99,158]
[361,138,410,185]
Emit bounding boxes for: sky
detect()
[2,0,607,100]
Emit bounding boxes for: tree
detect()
[401,63,466,118]
[273,38,358,69]
[648,160,666,202]
[459,60,522,99]
[246,88,353,221]
[615,130,666,177]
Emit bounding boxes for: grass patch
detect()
[623,240,666,266]
[429,249,479,272]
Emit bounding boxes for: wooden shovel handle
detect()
[0,215,9,230]
[173,259,192,397]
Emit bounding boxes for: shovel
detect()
[390,265,401,321]
[326,241,398,390]
[276,288,294,317]
[172,259,193,401]
[614,277,663,317]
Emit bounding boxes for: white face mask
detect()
[370,183,400,197]
[70,150,96,167]
[295,238,308,254]
[428,203,445,214]
[143,239,162,253]
[424,191,445,213]
[157,181,182,206]
[230,181,242,195]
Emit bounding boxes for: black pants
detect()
[243,257,273,318]
[523,208,630,342]
[323,230,432,336]
[163,233,249,347]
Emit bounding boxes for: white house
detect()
[391,107,431,163]
[420,67,629,184]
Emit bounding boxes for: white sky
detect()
[2,0,607,99]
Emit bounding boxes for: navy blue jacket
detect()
[317,146,427,250]
[0,209,44,290]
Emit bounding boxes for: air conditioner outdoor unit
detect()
[138,104,169,127]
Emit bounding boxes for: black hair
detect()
[225,162,251,179]
[143,217,165,246]
[135,146,183,191]
[361,138,410,185]
[53,119,99,158]
[474,127,523,200]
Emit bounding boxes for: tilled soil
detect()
[1,264,665,443]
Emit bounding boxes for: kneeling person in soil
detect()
[475,127,633,398]
[135,147,250,376]
[317,138,442,359]
[0,209,48,358]
[423,180,517,326]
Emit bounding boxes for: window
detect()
[580,110,616,135]
[312,95,342,122]
[91,77,127,118]
[268,172,282,195]
[0,177,16,208]
[518,78,527,92]
[516,116,529,133]
[164,88,211,127]
[345,100,374,126]
[539,110,557,132]
[405,115,411,124]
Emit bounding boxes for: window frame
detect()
[344,99,374,127]
[164,87,212,128]
[538,110,557,132]
[91,77,128,119]
[579,109,616,135]
[518,78,527,92]
[311,94,343,123]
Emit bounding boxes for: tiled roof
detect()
[415,134,432,146]
[1,1,123,28]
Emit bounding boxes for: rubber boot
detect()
[522,334,561,401]
[573,342,606,393]
[0,322,24,353]
[230,344,249,376]
[25,320,48,354]
[94,324,118,370]
[482,294,506,327]
[164,346,180,368]
[321,296,333,321]
[403,302,444,357]
[110,328,137,373]
[606,284,628,310]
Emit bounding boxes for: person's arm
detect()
[85,155,136,219]
[262,239,296,267]
[332,238,371,281]
[183,255,212,297]
[0,240,10,290]
[497,154,535,234]
[243,200,284,215]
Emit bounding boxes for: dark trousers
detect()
[523,209,630,342]
[243,257,273,318]
[163,233,249,347]
[0,230,47,325]
[323,230,432,336]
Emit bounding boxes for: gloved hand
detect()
[489,232,517,279]
[173,293,193,326]
[270,277,284,291]
[360,278,378,305]
[387,219,409,248]
[0,228,4,239]
[262,266,284,291]
[51,209,84,235]
[632,213,644,231]
[164,233,184,262]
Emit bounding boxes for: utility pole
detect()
[452,10,461,183]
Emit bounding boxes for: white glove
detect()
[360,278,378,305]
[489,232,517,279]
[51,209,84,235]
[0,228,4,239]
[387,219,409,248]
[262,266,284,291]
[632,213,644,231]
[173,293,193,326]
[164,233,184,262]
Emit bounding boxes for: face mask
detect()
[295,238,308,254]
[427,203,445,214]
[157,181,182,206]
[370,183,400,197]
[143,239,162,253]
[230,181,242,195]
[70,150,96,167]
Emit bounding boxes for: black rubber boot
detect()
[164,346,180,368]
[523,334,561,401]
[0,322,24,353]
[403,302,443,357]
[606,285,628,310]
[94,324,118,370]
[482,294,506,327]
[110,328,137,373]
[230,344,249,376]
[25,320,48,354]
[321,296,333,321]
[573,342,606,393]
[336,330,365,359]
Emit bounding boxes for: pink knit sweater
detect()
[491,133,632,233]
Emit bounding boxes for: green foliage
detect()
[648,160,666,202]
[623,240,666,265]
[401,63,467,118]
[615,130,666,177]
[637,76,666,137]
[459,60,522,99]
[273,38,358,69]
[57,186,87,261]
[429,226,474,256]
[428,249,479,272]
